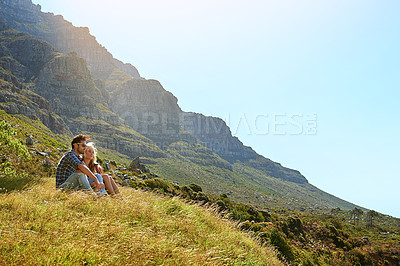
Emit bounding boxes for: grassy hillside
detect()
[0,178,282,265]
[146,155,358,212]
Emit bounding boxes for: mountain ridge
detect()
[0,0,365,212]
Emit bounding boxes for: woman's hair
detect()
[84,142,98,173]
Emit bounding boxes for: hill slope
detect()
[0,179,282,265]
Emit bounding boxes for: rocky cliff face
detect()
[0,23,69,133]
[36,52,105,119]
[0,0,42,25]
[110,79,196,147]
[0,22,165,158]
[0,19,56,81]
[181,112,308,183]
[0,0,141,83]
[0,78,69,134]
[182,112,258,162]
[246,157,308,184]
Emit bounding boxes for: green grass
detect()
[168,141,232,170]
[0,179,282,265]
[146,156,360,213]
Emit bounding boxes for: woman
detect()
[82,142,121,196]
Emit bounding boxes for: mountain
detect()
[0,0,141,80]
[0,0,360,211]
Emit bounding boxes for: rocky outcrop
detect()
[0,74,70,134]
[0,0,42,26]
[182,112,258,162]
[110,79,196,148]
[0,20,56,81]
[35,52,123,125]
[112,59,141,81]
[0,0,141,82]
[0,26,69,133]
[181,112,308,183]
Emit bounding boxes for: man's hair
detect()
[71,134,89,149]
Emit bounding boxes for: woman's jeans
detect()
[88,173,107,195]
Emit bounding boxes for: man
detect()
[56,134,105,192]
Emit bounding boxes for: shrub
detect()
[0,120,34,191]
[181,185,192,194]
[0,120,30,160]
[287,216,303,235]
[259,210,272,222]
[189,183,202,192]
[269,227,294,262]
[246,205,258,217]
[194,191,209,202]
[215,200,226,211]
[330,217,344,230]
[349,248,372,265]
[220,193,231,204]
[144,178,170,191]
[230,208,251,222]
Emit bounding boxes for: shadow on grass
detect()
[0,175,41,193]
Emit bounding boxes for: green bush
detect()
[0,120,33,192]
[287,216,303,235]
[220,193,231,204]
[181,185,193,194]
[216,200,227,211]
[144,178,170,191]
[230,207,251,222]
[194,191,209,202]
[0,120,30,160]
[259,210,272,222]
[269,227,294,262]
[189,183,202,192]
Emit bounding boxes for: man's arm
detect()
[77,163,105,189]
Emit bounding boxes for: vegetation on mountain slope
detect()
[128,176,400,265]
[1,112,399,265]
[145,154,358,212]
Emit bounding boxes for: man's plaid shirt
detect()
[55,149,83,188]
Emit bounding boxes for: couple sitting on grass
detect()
[55,134,120,196]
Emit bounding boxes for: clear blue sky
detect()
[33,0,400,218]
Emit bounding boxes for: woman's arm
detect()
[77,163,105,189]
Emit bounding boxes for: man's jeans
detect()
[59,173,93,192]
